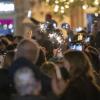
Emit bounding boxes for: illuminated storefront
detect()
[0,0,15,36]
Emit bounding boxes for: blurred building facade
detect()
[14,0,100,36]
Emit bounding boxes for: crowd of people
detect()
[0,15,100,100]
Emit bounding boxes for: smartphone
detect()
[69,44,83,51]
[75,44,83,51]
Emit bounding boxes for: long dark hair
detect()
[64,50,100,90]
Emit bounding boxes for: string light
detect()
[82,4,88,10]
[60,6,65,13]
[54,5,59,12]
[59,0,65,2]
[61,9,65,13]
[62,0,66,2]
[61,6,64,10]
[46,0,50,3]
[55,0,59,4]
[94,0,99,6]
[27,10,32,18]
[65,5,69,8]
[95,13,99,17]
[44,0,100,15]
[66,2,70,5]
[69,0,74,3]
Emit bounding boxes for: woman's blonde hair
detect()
[41,61,62,79]
[14,39,40,64]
